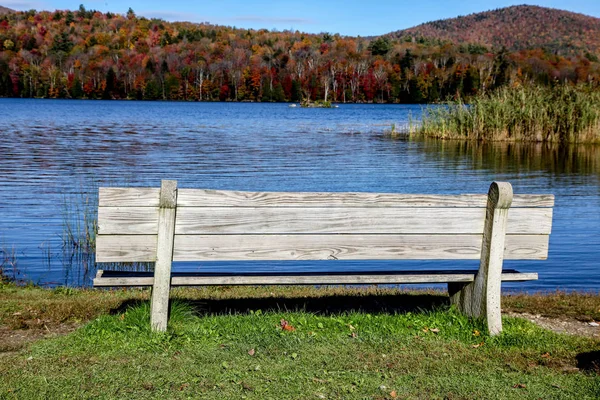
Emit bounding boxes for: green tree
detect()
[272,82,286,102]
[368,37,392,56]
[291,80,302,102]
[103,68,116,99]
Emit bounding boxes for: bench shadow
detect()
[181,293,449,316]
[111,293,450,317]
[576,351,600,373]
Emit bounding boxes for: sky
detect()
[2,0,600,36]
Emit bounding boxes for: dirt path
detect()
[506,312,600,338]
[0,323,80,355]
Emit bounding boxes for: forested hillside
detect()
[391,5,600,57]
[0,5,598,102]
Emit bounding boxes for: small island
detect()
[300,100,336,108]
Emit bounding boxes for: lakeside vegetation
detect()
[0,283,599,398]
[412,84,600,143]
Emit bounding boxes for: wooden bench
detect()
[93,180,554,335]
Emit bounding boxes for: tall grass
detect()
[61,184,153,285]
[415,84,600,143]
[0,245,19,283]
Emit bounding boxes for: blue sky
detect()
[2,0,600,36]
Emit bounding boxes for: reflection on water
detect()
[418,140,600,178]
[0,99,598,290]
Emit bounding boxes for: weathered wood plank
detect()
[96,234,156,262]
[97,206,552,235]
[99,187,554,208]
[452,182,512,335]
[178,189,554,208]
[98,207,158,235]
[95,234,549,262]
[99,187,160,207]
[175,207,552,235]
[150,180,178,332]
[93,270,538,287]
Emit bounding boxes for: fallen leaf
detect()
[472,342,485,348]
[348,324,355,331]
[473,329,480,337]
[350,332,358,338]
[280,319,296,331]
[512,383,526,389]
[179,383,189,391]
[390,390,398,398]
[119,314,125,321]
[248,348,255,356]
[430,328,440,334]
[541,352,551,359]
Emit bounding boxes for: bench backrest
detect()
[96,182,554,263]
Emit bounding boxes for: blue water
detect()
[0,99,599,290]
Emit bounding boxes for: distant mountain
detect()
[0,5,15,14]
[390,5,600,56]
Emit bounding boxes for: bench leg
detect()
[448,279,501,336]
[448,182,512,336]
[150,180,178,332]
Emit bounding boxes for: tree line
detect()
[0,7,598,102]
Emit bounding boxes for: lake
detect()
[0,99,598,290]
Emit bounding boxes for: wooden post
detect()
[450,182,512,335]
[150,180,178,332]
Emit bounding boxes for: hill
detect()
[0,5,15,14]
[390,5,600,56]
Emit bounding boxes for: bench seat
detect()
[94,268,538,286]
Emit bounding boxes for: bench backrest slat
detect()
[96,233,550,263]
[97,207,552,235]
[96,187,553,264]
[99,188,555,208]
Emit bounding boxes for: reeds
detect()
[414,84,600,143]
[62,188,98,254]
[61,184,153,283]
[0,245,19,283]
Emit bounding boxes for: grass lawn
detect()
[1,284,599,399]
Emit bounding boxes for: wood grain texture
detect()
[95,234,550,262]
[93,270,538,287]
[97,207,158,235]
[174,207,552,235]
[177,189,554,208]
[99,187,554,208]
[452,182,512,335]
[477,182,512,335]
[150,180,178,332]
[97,206,553,235]
[99,187,160,207]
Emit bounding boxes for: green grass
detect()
[414,84,600,143]
[1,285,599,399]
